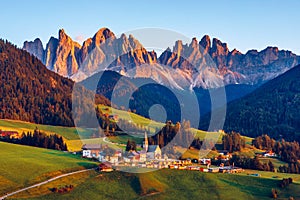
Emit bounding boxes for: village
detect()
[81,132,246,174]
[0,128,276,175]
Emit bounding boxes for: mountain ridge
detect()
[23,28,300,89]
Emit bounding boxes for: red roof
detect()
[0,130,18,136]
[99,162,112,169]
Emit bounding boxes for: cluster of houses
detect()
[82,132,164,165]
[81,132,243,173]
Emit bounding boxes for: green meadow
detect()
[9,169,300,200]
[0,142,97,196]
[0,119,93,140]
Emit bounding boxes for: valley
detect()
[1,6,300,199]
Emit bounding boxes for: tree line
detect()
[148,120,194,149]
[230,155,275,172]
[222,131,246,152]
[253,134,300,174]
[253,134,300,163]
[0,128,68,151]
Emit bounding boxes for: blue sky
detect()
[1,0,300,54]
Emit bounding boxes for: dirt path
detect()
[0,168,95,200]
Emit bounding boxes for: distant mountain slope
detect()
[24,28,300,89]
[201,64,300,141]
[82,70,257,124]
[0,39,109,126]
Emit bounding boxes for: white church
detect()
[142,131,162,160]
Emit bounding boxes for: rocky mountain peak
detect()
[93,27,116,45]
[173,40,185,56]
[128,34,143,50]
[44,37,59,70]
[59,29,67,40]
[230,48,242,56]
[191,37,198,46]
[23,38,44,61]
[199,35,211,54]
[211,38,229,56]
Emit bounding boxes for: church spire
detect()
[143,132,148,152]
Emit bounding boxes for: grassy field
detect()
[99,105,163,133]
[0,106,253,152]
[67,138,122,152]
[8,169,300,200]
[259,158,288,169]
[0,142,97,196]
[98,105,231,143]
[109,134,144,145]
[8,170,96,199]
[0,119,94,140]
[241,169,300,183]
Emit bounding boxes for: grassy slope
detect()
[0,119,93,140]
[0,142,97,195]
[10,169,300,200]
[0,105,254,152]
[99,105,226,142]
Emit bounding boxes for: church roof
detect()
[148,145,160,153]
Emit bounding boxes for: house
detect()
[82,144,102,159]
[114,150,122,157]
[199,158,211,165]
[109,155,119,164]
[263,150,276,157]
[128,151,140,162]
[208,167,219,173]
[99,152,107,162]
[219,166,243,173]
[99,162,113,172]
[0,130,19,139]
[139,150,147,162]
[217,150,232,161]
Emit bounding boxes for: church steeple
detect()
[143,132,148,152]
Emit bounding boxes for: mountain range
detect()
[23,28,300,89]
[11,27,300,141]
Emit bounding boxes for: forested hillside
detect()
[201,65,300,141]
[0,39,109,126]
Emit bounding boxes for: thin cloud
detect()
[75,35,85,43]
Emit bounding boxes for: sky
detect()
[1,0,300,54]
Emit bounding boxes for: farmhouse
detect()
[199,158,211,165]
[219,166,243,173]
[217,150,232,161]
[208,167,220,173]
[82,144,102,159]
[263,150,276,157]
[0,130,19,139]
[127,151,140,162]
[99,162,113,172]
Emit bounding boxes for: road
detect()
[0,168,95,200]
[103,137,126,147]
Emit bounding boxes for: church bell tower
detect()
[143,132,148,152]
